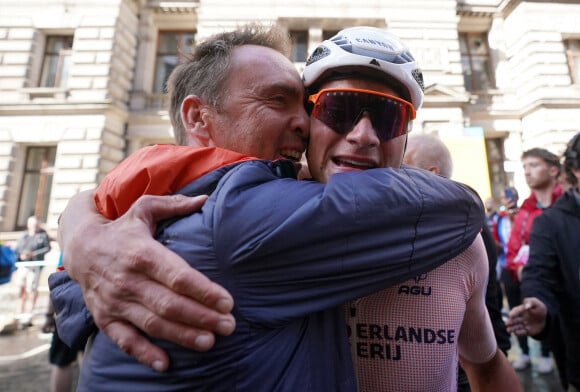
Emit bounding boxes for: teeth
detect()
[280,149,302,161]
[335,158,374,168]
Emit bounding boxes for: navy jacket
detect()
[52,160,484,391]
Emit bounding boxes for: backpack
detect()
[0,244,17,285]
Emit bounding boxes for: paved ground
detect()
[0,267,566,391]
[510,337,566,392]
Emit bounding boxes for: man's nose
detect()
[346,113,380,146]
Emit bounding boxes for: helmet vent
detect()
[305,46,330,66]
[369,59,380,67]
[412,69,424,91]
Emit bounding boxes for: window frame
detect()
[459,32,495,92]
[16,146,57,230]
[153,31,196,93]
[38,35,74,88]
[564,38,580,84]
[289,30,308,63]
[322,30,340,41]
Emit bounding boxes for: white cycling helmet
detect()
[303,26,424,111]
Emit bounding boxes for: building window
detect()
[154,31,196,93]
[485,138,507,201]
[565,39,580,84]
[322,30,340,40]
[459,32,494,91]
[290,30,308,62]
[39,35,74,88]
[16,146,57,229]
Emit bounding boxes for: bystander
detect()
[14,216,51,324]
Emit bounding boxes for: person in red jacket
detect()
[504,147,562,373]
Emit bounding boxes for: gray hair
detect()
[166,23,291,145]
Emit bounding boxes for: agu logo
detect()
[398,273,431,296]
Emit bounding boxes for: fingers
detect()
[509,324,530,337]
[62,192,237,370]
[99,298,224,372]
[83,236,235,353]
[114,301,220,351]
[110,233,236,325]
[88,260,236,337]
[507,304,526,319]
[506,315,529,336]
[506,304,527,335]
[144,242,235,315]
[143,283,236,336]
[100,193,235,321]
[101,321,170,372]
[108,270,236,338]
[120,197,236,314]
[130,194,209,232]
[123,194,236,313]
[91,282,223,371]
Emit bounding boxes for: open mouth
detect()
[332,157,376,170]
[280,149,302,162]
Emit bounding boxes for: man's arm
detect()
[506,213,559,338]
[57,190,236,371]
[479,224,511,354]
[519,214,560,314]
[56,160,484,367]
[460,349,523,392]
[457,236,521,391]
[202,163,485,317]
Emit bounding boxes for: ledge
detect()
[20,88,70,102]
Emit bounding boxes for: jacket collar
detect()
[520,183,563,212]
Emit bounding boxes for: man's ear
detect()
[428,166,441,175]
[548,165,560,180]
[181,95,213,146]
[182,95,208,128]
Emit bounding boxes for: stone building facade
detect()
[0,0,579,236]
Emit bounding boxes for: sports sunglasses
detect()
[307,88,416,142]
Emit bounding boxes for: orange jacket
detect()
[94,145,256,219]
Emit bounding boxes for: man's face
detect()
[209,45,309,162]
[27,217,38,232]
[306,78,408,184]
[522,156,557,190]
